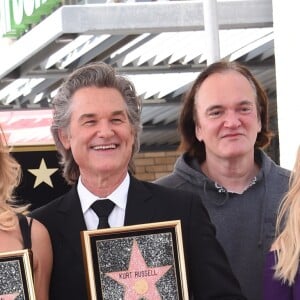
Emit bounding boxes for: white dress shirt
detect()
[78,173,129,230]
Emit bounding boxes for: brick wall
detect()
[134,150,181,181]
[133,142,279,182]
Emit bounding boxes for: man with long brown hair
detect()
[156,61,290,300]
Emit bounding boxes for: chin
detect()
[94,164,117,173]
[222,149,249,158]
[97,163,128,174]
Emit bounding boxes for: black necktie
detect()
[91,199,115,229]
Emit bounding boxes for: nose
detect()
[223,111,241,128]
[96,121,114,138]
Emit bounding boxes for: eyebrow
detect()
[205,100,254,112]
[111,110,127,117]
[78,113,96,122]
[205,105,223,113]
[238,100,255,106]
[78,110,127,121]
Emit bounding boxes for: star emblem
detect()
[106,239,172,299]
[28,158,58,188]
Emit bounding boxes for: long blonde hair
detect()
[0,126,24,230]
[274,146,300,285]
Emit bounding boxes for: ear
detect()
[195,124,203,142]
[58,128,71,149]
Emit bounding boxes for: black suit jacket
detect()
[31,176,246,300]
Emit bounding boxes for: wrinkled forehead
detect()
[194,70,257,106]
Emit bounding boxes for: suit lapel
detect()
[58,178,157,247]
[124,176,156,226]
[56,186,87,258]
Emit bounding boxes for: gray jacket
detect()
[155,149,290,300]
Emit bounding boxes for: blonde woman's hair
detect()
[274,146,300,285]
[0,126,26,230]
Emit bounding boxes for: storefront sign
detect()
[0,0,61,38]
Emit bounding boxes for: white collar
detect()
[78,173,130,214]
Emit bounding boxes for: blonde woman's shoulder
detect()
[28,217,50,240]
[27,216,52,300]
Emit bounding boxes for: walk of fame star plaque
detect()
[0,249,36,300]
[81,220,189,300]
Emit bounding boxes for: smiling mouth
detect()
[222,133,242,139]
[92,144,117,150]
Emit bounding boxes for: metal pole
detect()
[203,0,220,65]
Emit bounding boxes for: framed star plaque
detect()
[11,145,70,210]
[81,220,189,300]
[0,249,36,300]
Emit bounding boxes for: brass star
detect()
[28,158,58,188]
